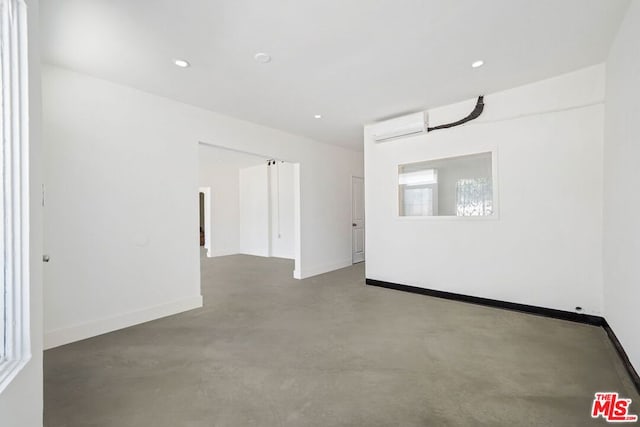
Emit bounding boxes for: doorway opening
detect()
[198,187,212,257]
[199,192,205,246]
[197,142,301,278]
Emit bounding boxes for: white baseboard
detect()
[44,295,203,350]
[210,249,240,257]
[299,259,353,279]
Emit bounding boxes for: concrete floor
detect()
[44,254,639,426]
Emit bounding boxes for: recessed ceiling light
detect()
[314,114,322,119]
[173,59,190,68]
[471,60,484,68]
[254,52,272,64]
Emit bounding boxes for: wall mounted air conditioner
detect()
[370,111,428,143]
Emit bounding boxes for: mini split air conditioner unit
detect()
[370,111,428,143]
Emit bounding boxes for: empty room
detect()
[1,0,640,426]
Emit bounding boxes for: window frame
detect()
[0,0,31,394]
[395,149,500,221]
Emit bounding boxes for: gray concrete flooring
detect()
[45,254,639,426]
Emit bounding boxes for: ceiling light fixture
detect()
[314,114,322,119]
[254,52,272,64]
[174,59,190,68]
[471,60,484,68]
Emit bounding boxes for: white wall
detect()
[237,162,296,259]
[42,65,362,346]
[603,0,640,374]
[239,164,270,257]
[365,65,605,315]
[198,144,264,257]
[269,162,295,259]
[42,67,203,348]
[0,0,44,425]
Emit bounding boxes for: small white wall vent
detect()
[371,112,428,143]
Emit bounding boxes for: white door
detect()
[352,177,365,263]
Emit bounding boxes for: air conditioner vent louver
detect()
[371,112,428,143]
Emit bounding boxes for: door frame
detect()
[198,187,212,257]
[351,175,365,264]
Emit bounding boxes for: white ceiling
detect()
[41,0,630,150]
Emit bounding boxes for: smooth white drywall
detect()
[270,162,295,259]
[42,64,362,346]
[603,0,640,374]
[238,161,296,259]
[42,67,204,348]
[364,65,605,315]
[0,0,44,425]
[198,144,264,257]
[239,164,270,257]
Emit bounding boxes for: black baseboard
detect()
[602,322,640,394]
[365,278,640,394]
[366,279,605,326]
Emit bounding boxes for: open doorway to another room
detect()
[199,192,205,246]
[198,142,301,277]
[198,187,212,257]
